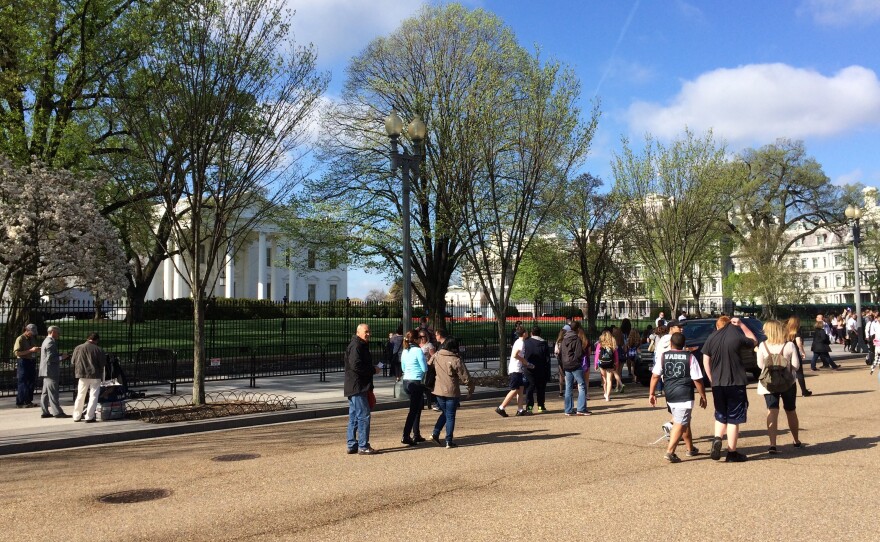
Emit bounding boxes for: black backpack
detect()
[598,346,615,369]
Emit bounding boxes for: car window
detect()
[682,321,715,343]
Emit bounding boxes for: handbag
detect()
[421,363,436,391]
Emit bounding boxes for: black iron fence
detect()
[1,297,733,397]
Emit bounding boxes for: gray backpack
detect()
[759,343,796,393]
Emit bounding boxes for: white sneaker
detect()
[662,422,673,439]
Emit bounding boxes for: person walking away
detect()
[810,317,839,371]
[40,326,71,418]
[757,320,802,454]
[785,317,812,396]
[654,321,684,437]
[70,332,107,423]
[344,324,380,455]
[429,337,474,448]
[400,330,427,446]
[610,325,626,393]
[649,332,707,462]
[702,316,758,462]
[13,323,41,408]
[625,329,641,383]
[496,328,532,416]
[595,331,619,402]
[559,322,590,416]
[523,326,551,413]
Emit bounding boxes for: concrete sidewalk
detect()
[0,343,865,455]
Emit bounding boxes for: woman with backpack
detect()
[757,320,802,454]
[594,330,619,402]
[626,328,641,383]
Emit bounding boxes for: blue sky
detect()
[288,0,880,297]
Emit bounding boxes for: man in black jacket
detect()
[559,322,590,416]
[345,323,380,455]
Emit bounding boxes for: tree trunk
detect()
[496,315,508,375]
[192,293,206,405]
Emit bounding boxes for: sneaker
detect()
[346,447,358,455]
[664,452,682,463]
[768,446,778,455]
[802,390,813,397]
[431,434,442,446]
[41,413,53,419]
[54,413,71,418]
[564,412,575,416]
[686,447,699,457]
[576,411,592,416]
[526,406,533,412]
[84,419,96,424]
[413,436,426,443]
[358,446,380,455]
[725,450,748,462]
[515,409,531,416]
[537,406,546,413]
[495,407,508,418]
[445,442,458,449]
[710,437,723,460]
[431,405,442,412]
[662,422,673,439]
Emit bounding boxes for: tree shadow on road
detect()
[810,390,874,397]
[456,429,580,448]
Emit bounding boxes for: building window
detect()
[813,278,820,288]
[266,247,272,267]
[329,284,337,302]
[834,254,844,266]
[307,284,316,302]
[284,249,290,267]
[801,259,807,269]
[267,283,271,299]
[817,234,826,245]
[836,275,843,287]
[307,250,316,270]
[795,238,803,247]
[812,257,819,268]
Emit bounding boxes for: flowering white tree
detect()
[0,156,127,342]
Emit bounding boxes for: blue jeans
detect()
[16,358,36,406]
[433,396,460,444]
[564,369,587,414]
[346,392,371,450]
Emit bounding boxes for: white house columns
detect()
[257,232,267,300]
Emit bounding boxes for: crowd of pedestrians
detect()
[342,308,864,462]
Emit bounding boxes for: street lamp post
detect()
[845,204,865,353]
[385,110,426,332]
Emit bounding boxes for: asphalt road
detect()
[1,361,877,542]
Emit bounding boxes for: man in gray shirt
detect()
[71,332,107,423]
[40,326,71,418]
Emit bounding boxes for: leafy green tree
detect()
[118,0,327,404]
[725,139,842,317]
[612,129,736,317]
[552,173,624,335]
[509,236,573,315]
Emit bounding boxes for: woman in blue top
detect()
[401,329,428,446]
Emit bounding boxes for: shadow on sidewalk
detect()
[811,389,874,397]
[457,429,579,448]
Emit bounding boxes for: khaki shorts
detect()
[670,406,693,426]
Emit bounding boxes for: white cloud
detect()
[287,0,425,66]
[798,0,880,27]
[626,64,880,146]
[834,168,864,186]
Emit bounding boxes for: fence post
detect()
[483,338,488,369]
[320,344,327,383]
[170,350,177,395]
[249,349,256,388]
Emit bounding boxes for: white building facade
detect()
[147,222,347,303]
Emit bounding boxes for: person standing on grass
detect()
[496,328,532,417]
[400,329,427,446]
[649,332,707,463]
[429,337,474,448]
[810,316,839,371]
[757,320,802,455]
[559,321,590,416]
[702,316,757,462]
[523,326,551,413]
[39,326,71,418]
[71,332,107,423]
[344,323,380,455]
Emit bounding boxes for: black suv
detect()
[633,318,766,386]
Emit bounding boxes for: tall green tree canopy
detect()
[612,129,736,316]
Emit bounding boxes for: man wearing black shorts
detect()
[702,316,757,462]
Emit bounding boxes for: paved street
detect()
[1,355,877,542]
